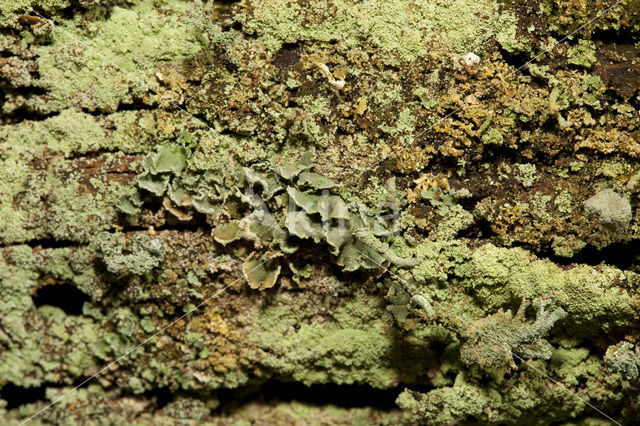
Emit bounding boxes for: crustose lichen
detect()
[97,232,165,276]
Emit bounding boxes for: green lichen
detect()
[0,0,69,28]
[567,39,597,68]
[456,244,636,328]
[514,163,538,188]
[235,0,517,62]
[34,0,198,113]
[253,294,432,388]
[584,188,633,230]
[604,341,640,381]
[96,232,165,276]
[126,146,416,278]
[2,0,640,423]
[459,298,566,371]
[241,253,281,290]
[397,379,489,424]
[0,246,103,389]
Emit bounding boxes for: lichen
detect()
[459,298,567,371]
[604,341,640,381]
[396,379,489,424]
[2,0,640,423]
[234,0,517,62]
[584,188,633,230]
[96,232,165,276]
[35,0,199,113]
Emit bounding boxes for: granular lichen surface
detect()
[0,0,639,424]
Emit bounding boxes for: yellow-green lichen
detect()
[236,0,517,62]
[36,0,198,113]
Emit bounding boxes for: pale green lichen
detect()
[407,294,435,318]
[454,244,636,328]
[253,294,432,388]
[0,84,187,244]
[567,39,597,68]
[0,246,102,389]
[241,253,281,290]
[35,0,198,113]
[554,190,573,214]
[96,232,165,276]
[514,163,538,188]
[0,0,69,28]
[584,188,633,230]
[235,0,517,61]
[459,298,567,371]
[397,378,488,424]
[2,0,640,423]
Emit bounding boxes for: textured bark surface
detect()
[1,0,640,424]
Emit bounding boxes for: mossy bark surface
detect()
[1,0,640,424]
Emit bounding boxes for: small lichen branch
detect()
[316,62,345,90]
[459,297,567,371]
[359,247,566,373]
[407,294,435,318]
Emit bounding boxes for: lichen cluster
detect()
[1,0,640,424]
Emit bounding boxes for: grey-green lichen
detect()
[459,298,567,371]
[97,232,165,276]
[122,144,417,281]
[604,341,640,381]
[584,188,633,230]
